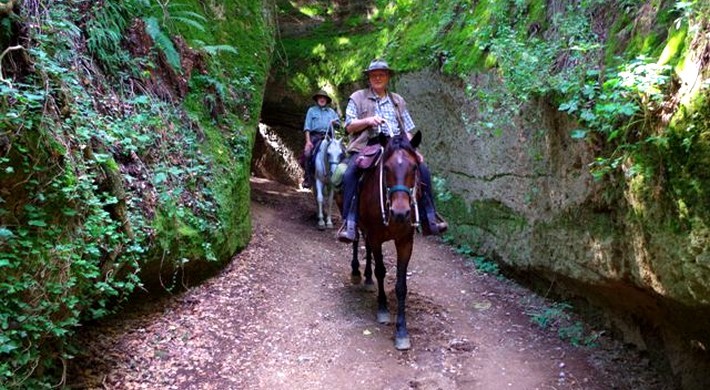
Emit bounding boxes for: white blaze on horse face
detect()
[387,151,413,221]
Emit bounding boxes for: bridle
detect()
[377,139,421,228]
[322,124,343,184]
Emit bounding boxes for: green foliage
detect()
[559,56,672,179]
[144,16,182,71]
[558,321,601,347]
[86,1,134,74]
[527,302,599,347]
[0,11,144,385]
[0,0,274,387]
[529,302,573,329]
[453,243,502,277]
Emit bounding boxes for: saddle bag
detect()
[332,161,348,187]
[355,144,382,169]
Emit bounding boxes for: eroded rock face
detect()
[396,69,710,389]
[251,124,302,187]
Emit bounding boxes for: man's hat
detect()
[312,90,332,104]
[364,59,395,76]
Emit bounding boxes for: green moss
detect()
[605,14,634,63]
[658,23,687,66]
[665,93,710,229]
[526,0,546,25]
[438,193,528,261]
[162,0,272,265]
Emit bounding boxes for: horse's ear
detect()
[410,131,422,149]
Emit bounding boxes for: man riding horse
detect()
[337,59,448,243]
[302,89,340,188]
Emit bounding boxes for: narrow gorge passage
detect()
[67,177,670,389]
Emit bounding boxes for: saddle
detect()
[355,144,382,169]
[308,137,324,169]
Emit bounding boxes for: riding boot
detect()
[337,193,358,243]
[418,193,448,236]
[302,172,312,188]
[302,153,312,188]
[337,159,360,243]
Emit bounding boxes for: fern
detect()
[158,2,208,33]
[86,1,134,73]
[143,16,182,72]
[202,44,239,56]
[172,15,206,32]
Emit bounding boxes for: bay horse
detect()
[311,125,345,230]
[353,131,422,350]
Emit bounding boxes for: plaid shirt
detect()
[345,89,415,139]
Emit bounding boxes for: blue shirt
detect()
[304,106,340,133]
[345,89,415,139]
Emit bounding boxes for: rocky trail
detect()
[66,177,671,389]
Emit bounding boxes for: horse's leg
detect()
[371,243,389,324]
[363,241,375,291]
[350,237,361,284]
[315,180,325,230]
[325,185,334,229]
[393,237,414,350]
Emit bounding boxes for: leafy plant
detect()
[528,302,573,329]
[558,321,601,347]
[527,302,600,347]
[144,16,182,71]
[559,56,671,179]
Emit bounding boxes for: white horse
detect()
[311,127,344,230]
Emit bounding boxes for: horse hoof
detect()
[317,222,326,231]
[326,222,334,229]
[395,336,411,350]
[363,281,377,292]
[351,274,362,285]
[377,311,390,324]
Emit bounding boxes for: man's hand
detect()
[304,141,313,153]
[368,116,385,127]
[415,150,425,163]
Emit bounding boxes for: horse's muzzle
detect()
[389,198,411,224]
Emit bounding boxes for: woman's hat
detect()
[312,90,332,104]
[364,59,395,76]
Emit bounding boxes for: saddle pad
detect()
[356,144,382,169]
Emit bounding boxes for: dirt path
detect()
[67,177,670,389]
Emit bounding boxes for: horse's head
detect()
[382,132,421,225]
[314,133,344,185]
[325,134,345,166]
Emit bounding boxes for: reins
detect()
[319,123,343,183]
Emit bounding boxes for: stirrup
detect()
[337,220,357,243]
[422,213,447,236]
